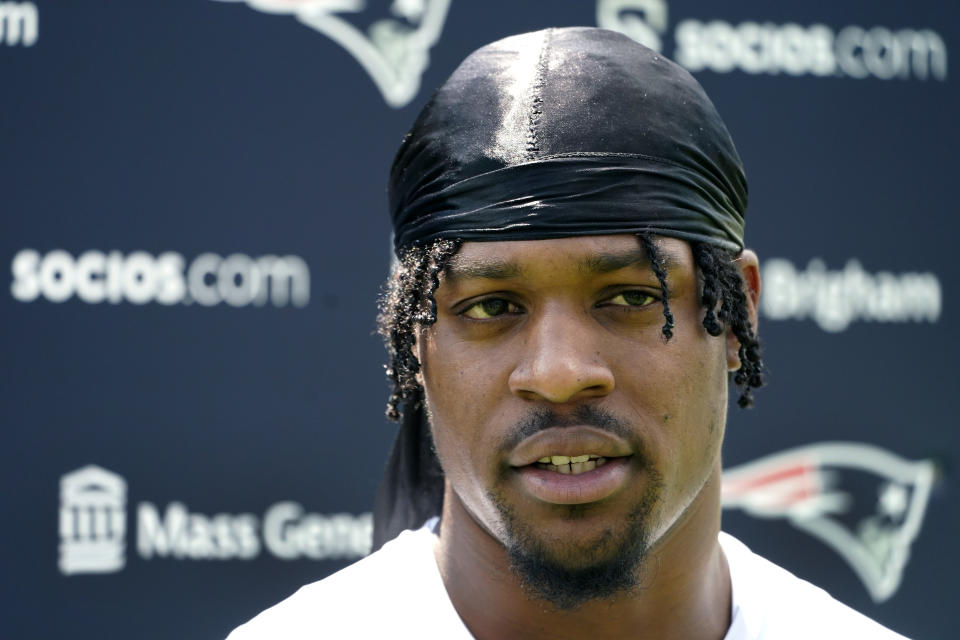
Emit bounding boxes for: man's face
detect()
[417,235,751,603]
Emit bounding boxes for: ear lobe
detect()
[727,249,761,371]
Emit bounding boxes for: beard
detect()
[488,464,664,611]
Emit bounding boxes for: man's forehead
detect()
[444,235,687,281]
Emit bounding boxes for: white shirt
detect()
[228,525,909,639]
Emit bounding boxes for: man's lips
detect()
[507,425,633,467]
[507,426,635,505]
[512,457,633,505]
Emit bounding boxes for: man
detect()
[230,27,907,639]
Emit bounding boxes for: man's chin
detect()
[505,526,650,611]
[487,468,663,610]
[494,502,658,610]
[515,527,629,570]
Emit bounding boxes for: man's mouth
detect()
[534,454,609,475]
[515,454,632,505]
[507,426,635,504]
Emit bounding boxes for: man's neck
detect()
[433,469,731,640]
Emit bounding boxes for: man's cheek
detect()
[428,371,493,425]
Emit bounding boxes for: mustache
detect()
[499,405,635,454]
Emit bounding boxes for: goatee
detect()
[490,472,663,611]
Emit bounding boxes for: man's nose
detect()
[508,307,615,404]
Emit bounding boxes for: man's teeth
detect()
[534,454,607,475]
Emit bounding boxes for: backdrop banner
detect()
[1,1,954,638]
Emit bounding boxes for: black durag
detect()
[373,27,749,550]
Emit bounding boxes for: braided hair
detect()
[377,236,764,419]
[378,239,461,421]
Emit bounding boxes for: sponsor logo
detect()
[137,503,261,561]
[59,465,372,574]
[597,0,948,81]
[761,258,941,332]
[0,1,37,47]
[722,442,935,602]
[214,0,451,108]
[10,249,310,308]
[59,465,127,574]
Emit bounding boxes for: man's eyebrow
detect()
[445,257,525,281]
[444,245,682,281]
[577,247,680,274]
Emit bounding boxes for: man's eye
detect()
[603,290,656,307]
[461,298,520,319]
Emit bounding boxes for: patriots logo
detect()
[722,442,936,602]
[214,0,451,107]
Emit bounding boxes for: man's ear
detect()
[727,249,761,371]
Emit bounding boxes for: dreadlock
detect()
[378,239,461,421]
[378,237,764,419]
[691,242,765,408]
[638,233,675,341]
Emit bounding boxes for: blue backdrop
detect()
[2,1,955,638]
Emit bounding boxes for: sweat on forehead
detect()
[389,26,748,256]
